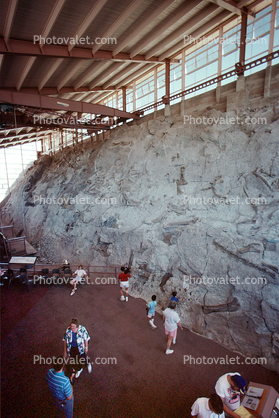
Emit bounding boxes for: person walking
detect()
[163,301,183,354]
[147,295,157,329]
[118,267,131,301]
[63,318,92,378]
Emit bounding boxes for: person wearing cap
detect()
[215,372,247,418]
[191,393,225,418]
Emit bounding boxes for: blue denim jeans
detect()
[54,395,74,418]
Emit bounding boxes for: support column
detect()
[60,129,63,150]
[4,147,10,195]
[268,0,276,66]
[180,50,185,116]
[122,87,126,112]
[164,59,170,116]
[133,81,136,112]
[238,10,248,76]
[264,66,272,98]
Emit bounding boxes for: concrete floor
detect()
[1,281,278,418]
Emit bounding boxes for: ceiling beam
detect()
[146,3,219,60]
[0,86,116,95]
[210,0,254,19]
[0,54,4,73]
[103,63,143,89]
[16,0,67,92]
[0,38,162,63]
[89,62,128,89]
[57,60,86,91]
[92,0,142,54]
[0,130,50,143]
[40,0,67,46]
[68,0,110,52]
[74,61,110,90]
[112,0,176,56]
[16,57,36,91]
[0,90,139,119]
[129,0,203,58]
[3,0,19,43]
[0,134,49,148]
[160,9,231,60]
[115,63,156,89]
[38,58,64,92]
[209,0,241,15]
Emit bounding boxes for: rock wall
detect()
[2,103,279,372]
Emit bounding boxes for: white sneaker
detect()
[166,349,174,355]
[125,296,128,301]
[75,368,83,378]
[70,290,75,296]
[120,296,125,301]
[87,362,92,373]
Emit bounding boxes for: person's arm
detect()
[66,381,73,400]
[67,391,73,400]
[64,341,68,358]
[221,399,241,418]
[163,315,165,325]
[177,321,183,331]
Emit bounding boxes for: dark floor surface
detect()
[1,280,278,418]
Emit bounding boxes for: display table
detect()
[242,382,279,418]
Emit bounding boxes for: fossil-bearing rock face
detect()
[2,106,279,372]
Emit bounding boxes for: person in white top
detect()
[70,265,87,296]
[162,301,183,355]
[191,394,225,418]
[215,372,247,418]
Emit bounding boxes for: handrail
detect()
[138,50,279,113]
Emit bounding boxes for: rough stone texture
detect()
[1,104,279,372]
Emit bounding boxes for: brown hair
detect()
[70,318,79,327]
[209,394,224,414]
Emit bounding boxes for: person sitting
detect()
[70,265,87,296]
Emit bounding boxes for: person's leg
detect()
[70,279,76,295]
[150,314,156,328]
[165,330,174,354]
[148,314,156,328]
[120,284,125,300]
[70,347,82,373]
[172,329,177,344]
[78,352,91,370]
[125,287,129,301]
[61,396,74,418]
[166,335,173,350]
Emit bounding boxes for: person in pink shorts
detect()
[163,301,183,354]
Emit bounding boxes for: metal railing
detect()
[138,50,279,113]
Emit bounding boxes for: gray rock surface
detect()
[2,105,279,372]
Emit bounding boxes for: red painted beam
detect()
[0,90,139,119]
[0,38,162,63]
